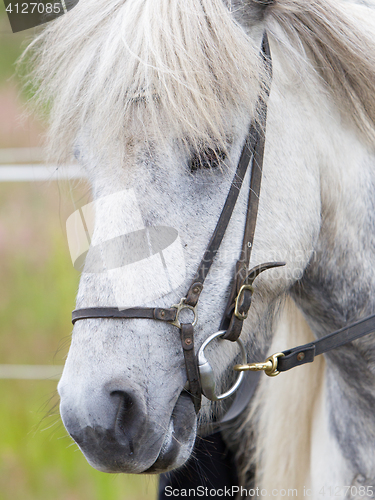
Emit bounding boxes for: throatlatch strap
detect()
[183,128,259,308]
[185,33,273,312]
[221,33,275,342]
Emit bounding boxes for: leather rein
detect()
[71,32,375,424]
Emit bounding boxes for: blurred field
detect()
[0,4,158,500]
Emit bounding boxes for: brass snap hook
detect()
[234,352,285,377]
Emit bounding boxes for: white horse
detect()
[28,0,375,496]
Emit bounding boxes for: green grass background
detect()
[0,4,158,499]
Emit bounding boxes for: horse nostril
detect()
[111,390,136,434]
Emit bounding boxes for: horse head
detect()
[29,0,375,488]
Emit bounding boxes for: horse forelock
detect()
[25,0,375,163]
[25,0,264,163]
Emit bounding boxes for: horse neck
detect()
[285,118,375,485]
[292,108,375,342]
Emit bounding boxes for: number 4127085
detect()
[6,3,62,14]
[319,485,374,497]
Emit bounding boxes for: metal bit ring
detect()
[197,331,247,401]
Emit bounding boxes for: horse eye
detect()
[190,148,226,172]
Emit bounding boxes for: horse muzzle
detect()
[58,378,197,473]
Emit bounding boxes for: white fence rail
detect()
[0,164,85,181]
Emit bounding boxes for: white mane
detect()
[24,0,375,162]
[267,0,375,145]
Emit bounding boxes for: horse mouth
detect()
[142,419,178,473]
[62,387,197,474]
[142,392,197,474]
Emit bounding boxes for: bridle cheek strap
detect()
[180,324,202,413]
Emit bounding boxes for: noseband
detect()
[71,31,375,421]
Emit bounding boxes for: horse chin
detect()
[143,392,198,474]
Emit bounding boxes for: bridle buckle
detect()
[234,284,254,320]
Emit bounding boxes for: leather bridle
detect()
[71,32,375,424]
[72,33,279,415]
